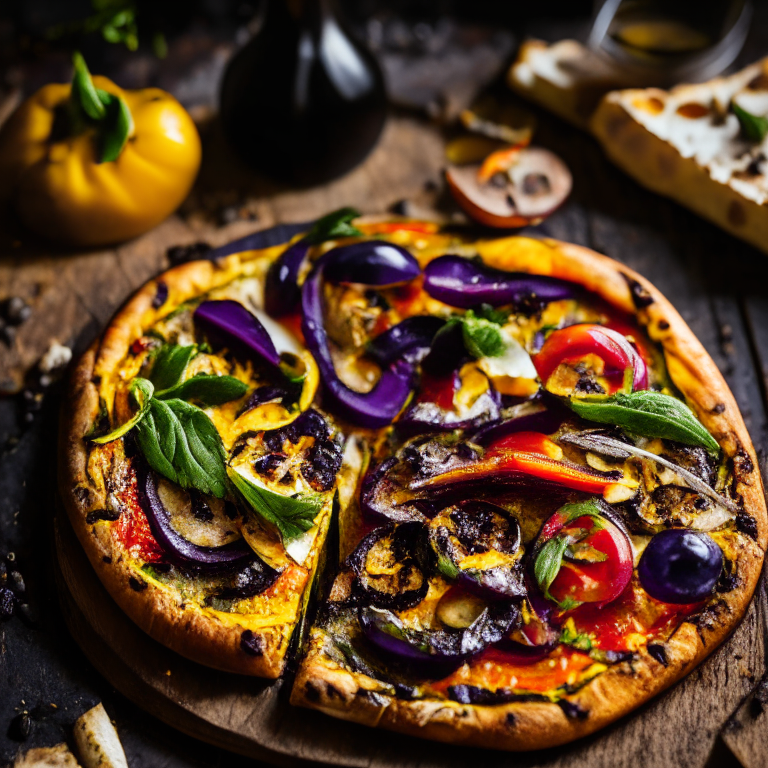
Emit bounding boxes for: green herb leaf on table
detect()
[92,377,154,444]
[228,468,322,542]
[135,398,229,498]
[733,103,768,143]
[305,207,363,244]
[568,390,720,454]
[156,374,247,406]
[149,344,196,391]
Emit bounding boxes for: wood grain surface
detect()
[4,12,768,766]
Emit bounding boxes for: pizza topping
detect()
[561,432,736,515]
[348,523,430,611]
[638,529,723,604]
[533,500,633,609]
[136,466,252,572]
[566,391,721,454]
[366,316,445,367]
[423,254,574,310]
[428,500,525,599]
[301,242,421,428]
[359,601,520,671]
[413,431,637,501]
[265,207,363,317]
[534,323,648,395]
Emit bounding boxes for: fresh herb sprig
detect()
[567,390,720,454]
[732,102,768,143]
[228,468,322,542]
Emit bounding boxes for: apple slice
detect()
[446,146,572,228]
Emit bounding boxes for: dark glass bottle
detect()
[219,0,388,186]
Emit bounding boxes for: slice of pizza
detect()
[508,39,642,130]
[291,229,767,749]
[59,212,367,678]
[591,58,768,256]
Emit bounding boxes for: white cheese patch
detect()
[477,328,538,380]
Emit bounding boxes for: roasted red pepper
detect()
[534,324,648,394]
[416,431,637,499]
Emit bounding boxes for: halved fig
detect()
[446,147,572,228]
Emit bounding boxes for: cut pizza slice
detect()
[59,218,364,678]
[590,57,768,256]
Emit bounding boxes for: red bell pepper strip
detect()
[534,324,648,393]
[414,431,637,498]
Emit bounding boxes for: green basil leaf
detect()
[305,207,363,244]
[461,310,505,358]
[557,499,606,529]
[95,89,134,163]
[732,102,768,143]
[92,377,154,444]
[156,374,248,406]
[533,535,568,598]
[568,391,720,454]
[71,52,106,121]
[135,398,229,498]
[228,468,322,542]
[149,344,196,391]
[473,303,509,326]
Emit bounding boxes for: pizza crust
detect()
[291,234,767,749]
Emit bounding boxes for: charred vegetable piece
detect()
[534,324,648,395]
[360,437,481,523]
[638,529,722,604]
[429,500,525,599]
[399,367,501,434]
[301,243,420,428]
[348,523,430,610]
[472,400,566,445]
[423,254,574,310]
[413,431,637,500]
[366,316,445,367]
[136,467,253,573]
[359,601,520,668]
[534,499,633,609]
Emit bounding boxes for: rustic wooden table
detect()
[1,7,768,768]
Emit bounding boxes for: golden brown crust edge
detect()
[590,89,768,257]
[290,235,768,750]
[57,250,294,678]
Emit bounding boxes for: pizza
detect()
[590,58,768,257]
[59,211,766,749]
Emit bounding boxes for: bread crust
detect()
[58,248,300,678]
[590,60,768,256]
[291,234,767,750]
